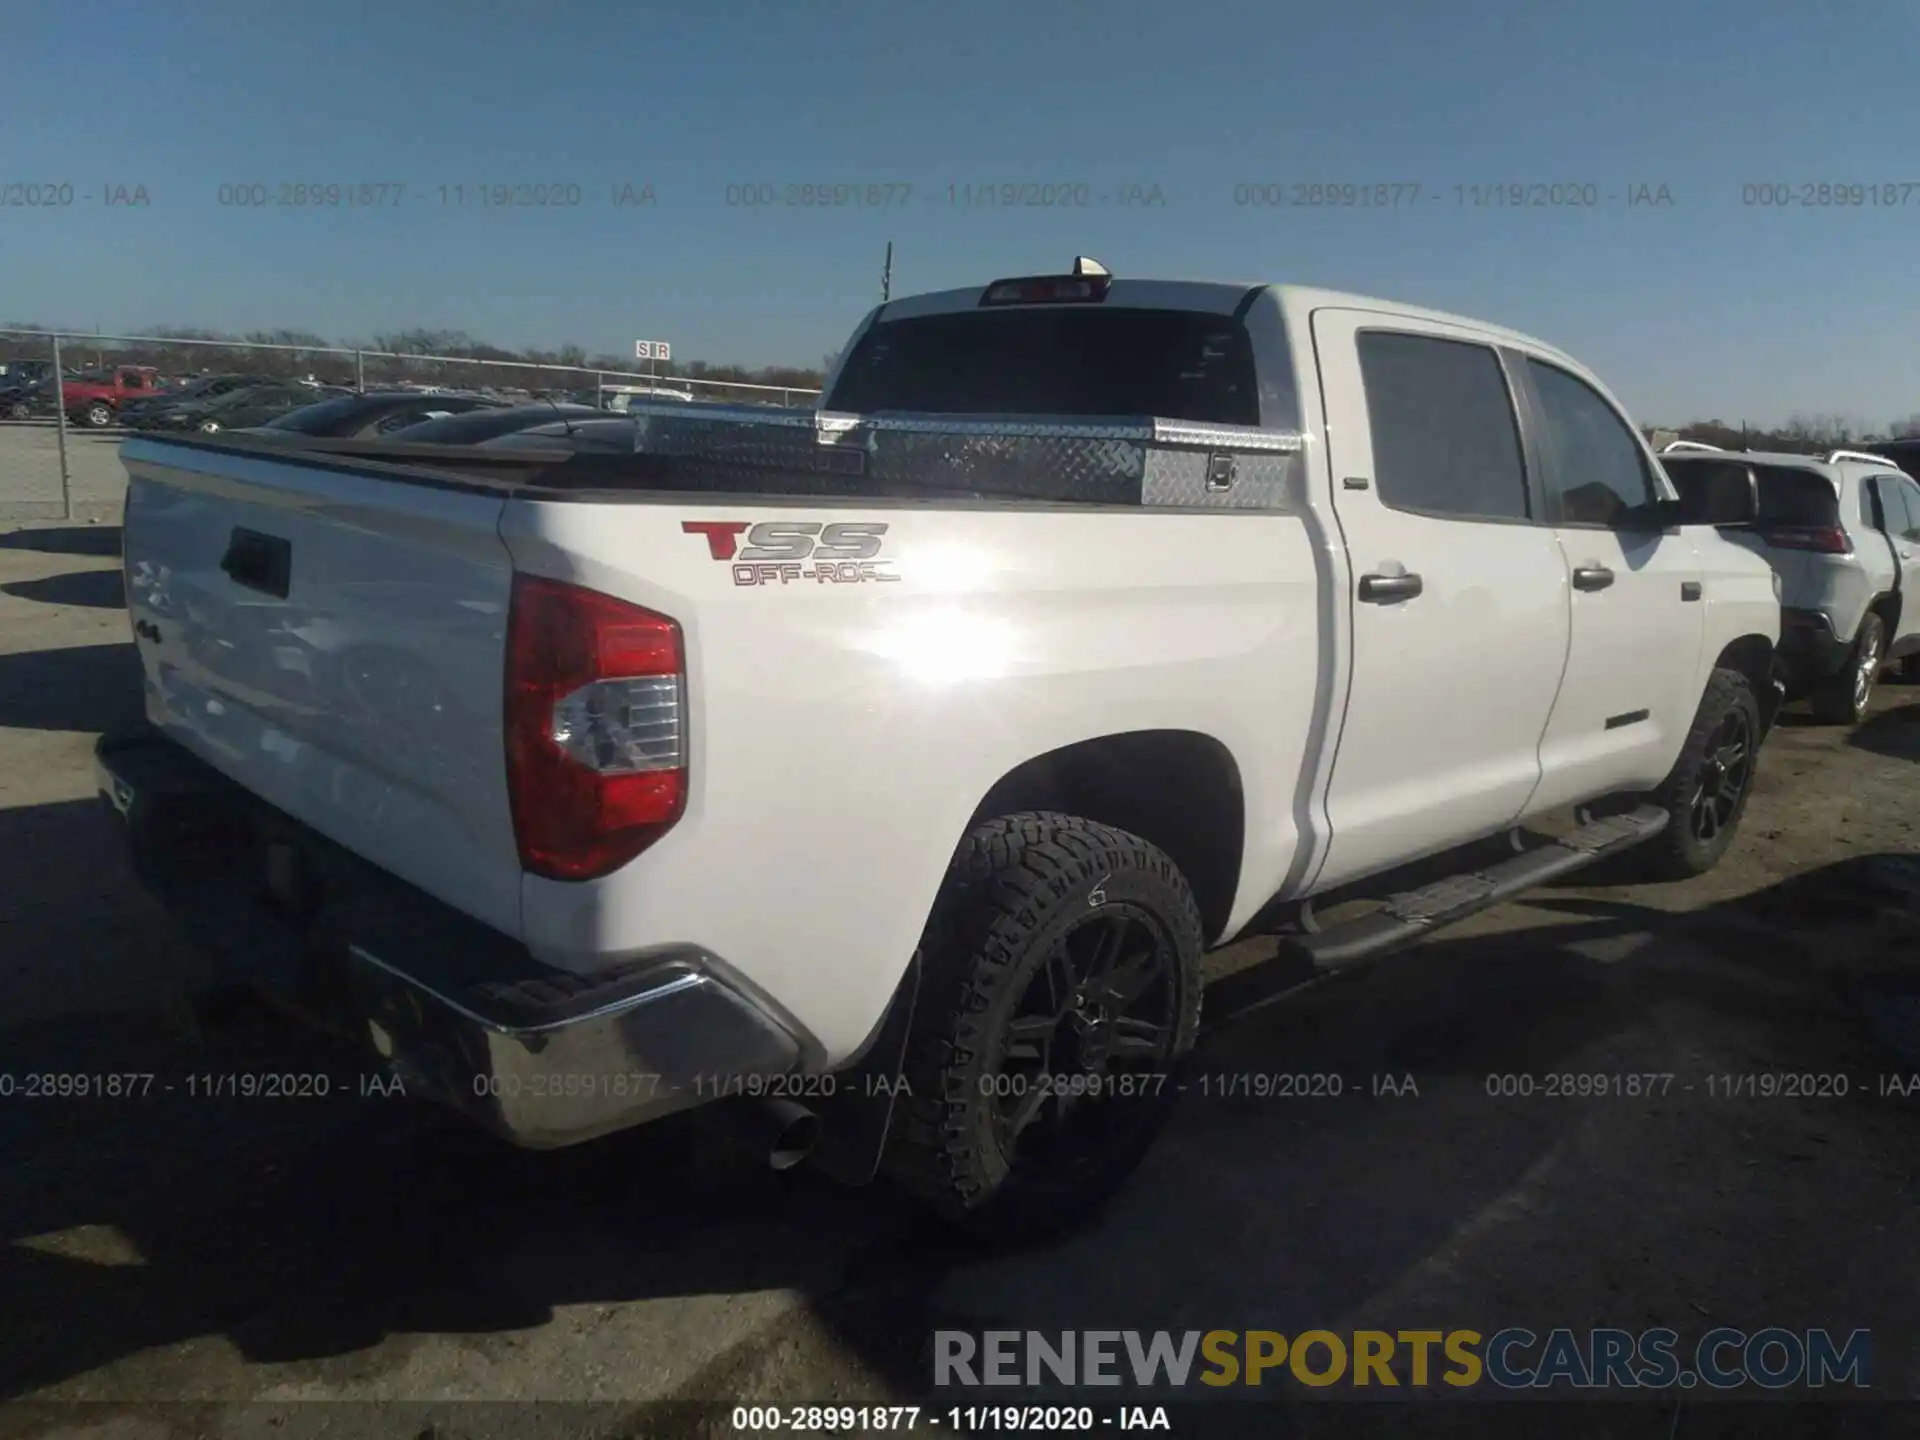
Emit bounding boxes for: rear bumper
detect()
[95,727,804,1148]
[1776,608,1851,690]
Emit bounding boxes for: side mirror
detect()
[1616,496,1690,532]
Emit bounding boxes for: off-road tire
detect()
[1633,668,1762,881]
[882,812,1204,1240]
[1809,612,1885,725]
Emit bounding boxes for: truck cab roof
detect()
[876,278,1582,371]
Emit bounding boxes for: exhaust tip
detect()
[768,1109,823,1171]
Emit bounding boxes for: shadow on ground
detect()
[1849,699,1920,763]
[2,569,126,609]
[0,644,143,734]
[0,525,122,557]
[1,849,1916,1408]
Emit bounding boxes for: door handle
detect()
[220,527,292,599]
[1572,565,1615,592]
[1358,572,1423,603]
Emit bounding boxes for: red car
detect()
[49,366,164,427]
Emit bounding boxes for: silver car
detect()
[1662,443,1920,724]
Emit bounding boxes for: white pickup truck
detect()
[100,262,1780,1236]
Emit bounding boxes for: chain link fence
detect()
[0,328,822,521]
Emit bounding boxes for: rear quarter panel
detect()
[500,500,1324,1064]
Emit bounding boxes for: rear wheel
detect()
[1632,668,1762,881]
[883,812,1203,1240]
[1809,612,1885,725]
[83,401,114,428]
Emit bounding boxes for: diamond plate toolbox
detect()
[622,403,1304,509]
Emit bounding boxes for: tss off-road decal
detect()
[682,520,901,587]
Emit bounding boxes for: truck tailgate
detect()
[120,437,524,938]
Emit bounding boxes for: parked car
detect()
[0,358,55,389]
[1662,442,1920,718]
[41,366,164,427]
[145,382,350,433]
[119,373,261,429]
[240,390,504,442]
[1,376,56,421]
[101,263,1776,1235]
[385,402,606,445]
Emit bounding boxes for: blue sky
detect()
[7,0,1920,425]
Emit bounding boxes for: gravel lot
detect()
[3,497,1920,1438]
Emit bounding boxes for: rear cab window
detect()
[825,306,1262,424]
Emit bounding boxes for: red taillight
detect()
[504,573,686,882]
[1763,525,1852,554]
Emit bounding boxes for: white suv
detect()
[1663,443,1920,723]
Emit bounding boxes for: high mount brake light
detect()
[978,274,1113,306]
[504,574,687,881]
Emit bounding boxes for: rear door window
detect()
[1355,331,1530,521]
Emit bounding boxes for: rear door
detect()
[1872,475,1920,654]
[1516,356,1705,808]
[1310,311,1572,889]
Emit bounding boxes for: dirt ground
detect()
[2,514,1919,1439]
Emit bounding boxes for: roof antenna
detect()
[1072,257,1110,276]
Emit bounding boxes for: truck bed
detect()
[125,402,1305,507]
[116,411,1323,1063]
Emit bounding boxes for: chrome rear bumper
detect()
[96,726,803,1148]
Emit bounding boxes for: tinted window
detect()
[388,405,594,443]
[262,394,384,431]
[1747,464,1840,527]
[1889,479,1920,540]
[827,307,1261,424]
[1662,458,1769,524]
[1527,360,1654,526]
[484,419,636,452]
[1863,477,1893,532]
[1356,331,1528,520]
[371,407,434,434]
